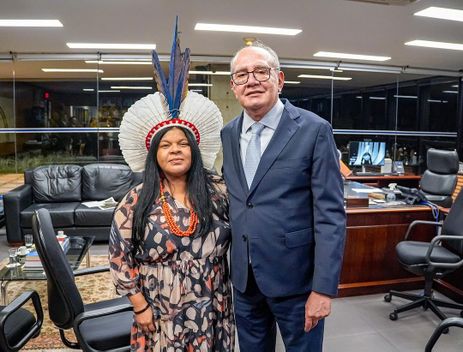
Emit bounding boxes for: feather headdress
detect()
[118,17,223,171]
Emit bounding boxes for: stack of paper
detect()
[81,197,118,210]
[23,250,43,271]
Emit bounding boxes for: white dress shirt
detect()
[240,99,285,165]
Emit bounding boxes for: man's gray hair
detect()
[230,41,280,72]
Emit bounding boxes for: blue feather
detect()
[151,17,190,117]
[168,17,182,107]
[151,50,172,110]
[172,48,190,118]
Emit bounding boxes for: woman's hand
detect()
[129,293,157,333]
[135,305,156,333]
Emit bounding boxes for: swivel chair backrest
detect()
[442,189,463,257]
[32,208,84,329]
[420,148,459,206]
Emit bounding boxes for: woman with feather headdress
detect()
[109,19,234,351]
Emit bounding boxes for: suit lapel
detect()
[230,114,248,193]
[249,102,300,194]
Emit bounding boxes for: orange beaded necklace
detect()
[159,181,198,237]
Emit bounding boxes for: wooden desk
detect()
[339,205,435,297]
[346,175,421,188]
[340,204,463,302]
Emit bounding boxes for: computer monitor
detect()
[348,141,386,166]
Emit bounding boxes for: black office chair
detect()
[420,148,459,208]
[425,316,463,351]
[0,290,43,352]
[32,208,133,351]
[384,188,463,321]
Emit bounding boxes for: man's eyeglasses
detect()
[231,67,279,85]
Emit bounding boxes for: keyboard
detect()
[355,172,383,176]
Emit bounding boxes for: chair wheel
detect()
[389,312,398,321]
[384,294,392,302]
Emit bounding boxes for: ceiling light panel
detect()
[194,23,301,35]
[405,40,463,51]
[394,95,417,99]
[414,7,463,22]
[85,60,151,65]
[83,88,121,93]
[298,74,352,81]
[110,86,153,90]
[427,99,448,103]
[314,51,391,62]
[101,77,153,81]
[0,19,63,27]
[280,65,334,70]
[42,68,103,73]
[188,83,213,87]
[68,43,156,50]
[189,70,230,75]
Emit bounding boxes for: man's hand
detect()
[304,291,332,332]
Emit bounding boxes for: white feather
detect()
[118,93,170,172]
[118,91,223,171]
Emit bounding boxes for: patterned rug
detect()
[4,255,120,350]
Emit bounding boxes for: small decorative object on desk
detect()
[386,192,396,202]
[16,246,28,265]
[57,230,70,253]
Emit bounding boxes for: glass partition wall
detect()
[0,60,15,172]
[0,54,461,173]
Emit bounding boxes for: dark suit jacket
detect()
[221,99,346,298]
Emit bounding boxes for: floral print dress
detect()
[109,179,234,352]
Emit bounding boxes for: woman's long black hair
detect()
[131,126,214,254]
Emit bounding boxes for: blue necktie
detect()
[244,122,265,188]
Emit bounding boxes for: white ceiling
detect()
[0,0,462,72]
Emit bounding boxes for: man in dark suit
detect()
[221,42,346,351]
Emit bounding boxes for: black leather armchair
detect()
[425,317,463,351]
[32,208,133,351]
[0,290,43,352]
[420,148,459,208]
[384,189,463,321]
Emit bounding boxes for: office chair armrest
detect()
[425,317,463,352]
[425,235,463,268]
[0,290,44,351]
[404,220,443,240]
[73,303,133,352]
[73,265,109,276]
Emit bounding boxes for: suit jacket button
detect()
[242,235,247,242]
[247,202,254,208]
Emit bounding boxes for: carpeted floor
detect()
[4,255,120,350]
